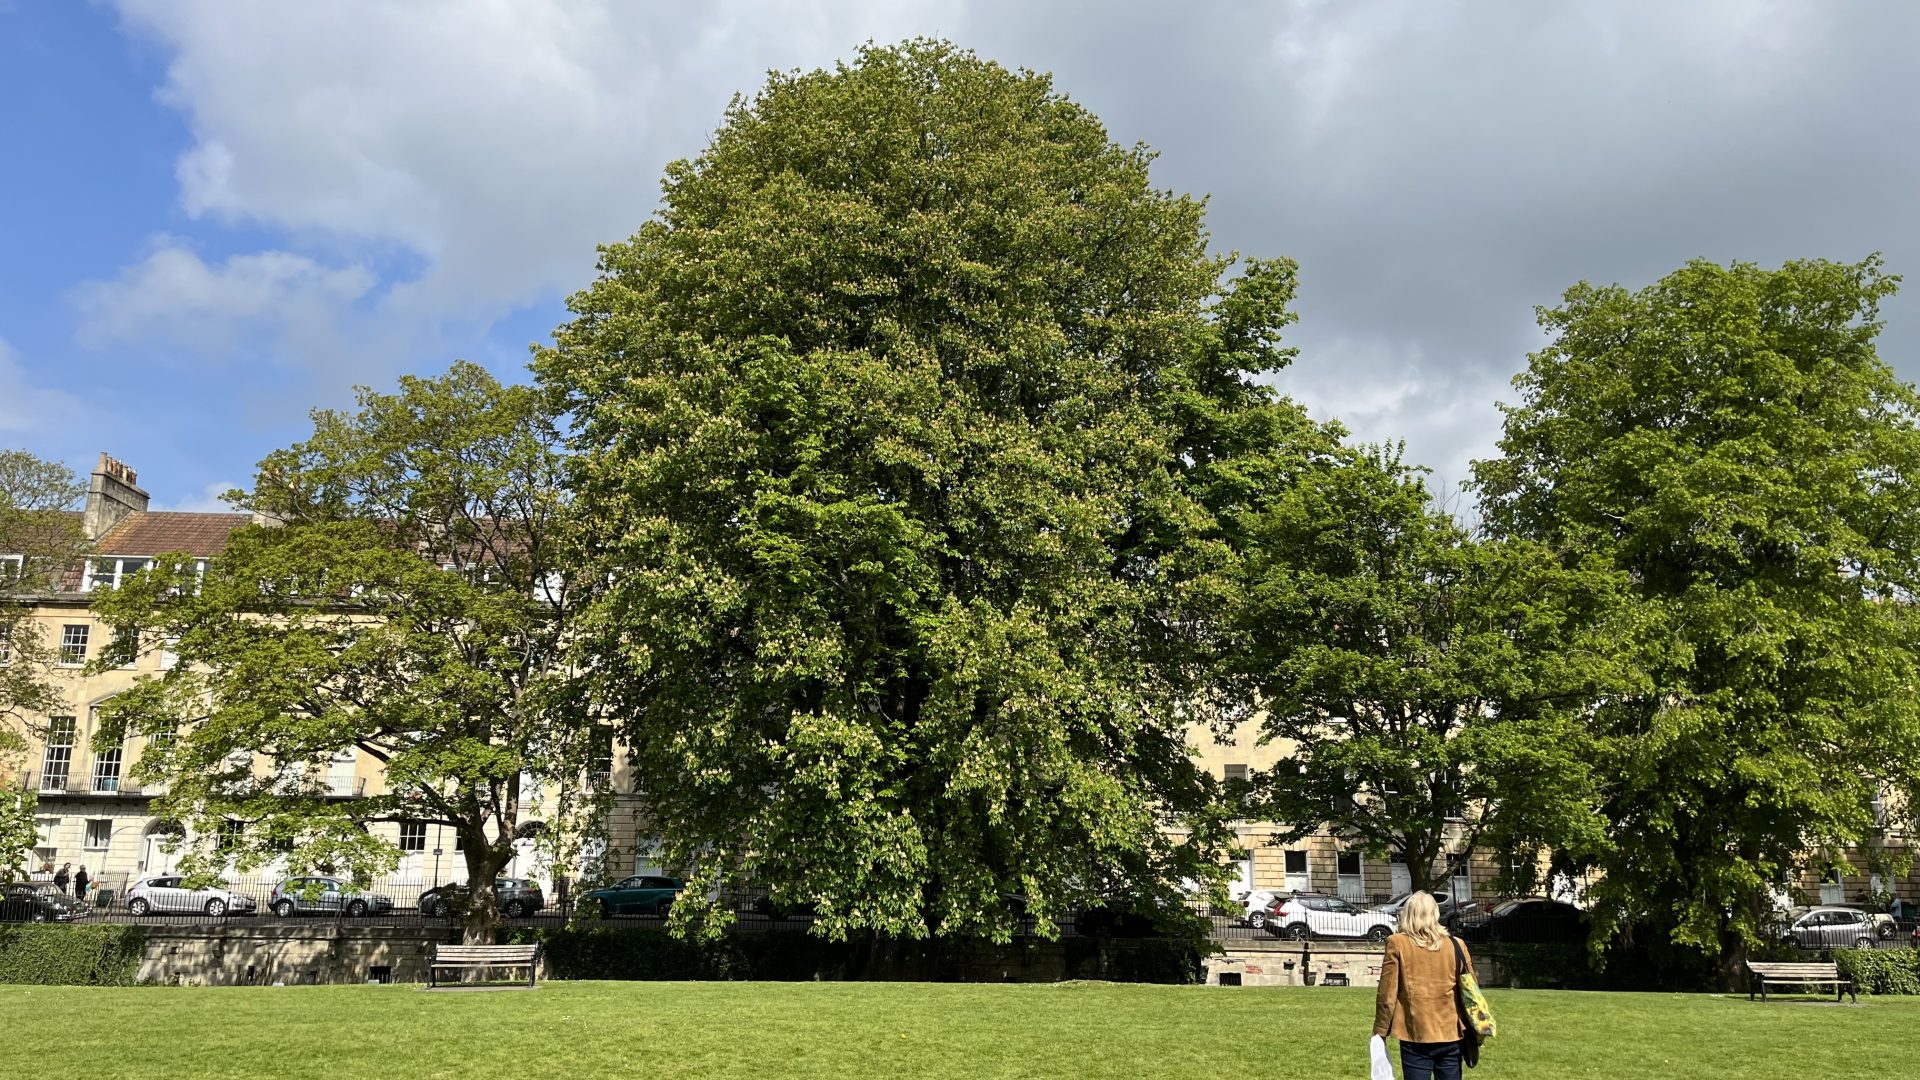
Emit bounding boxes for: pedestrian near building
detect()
[1372,891,1476,1080]
[53,862,71,894]
[74,865,91,901]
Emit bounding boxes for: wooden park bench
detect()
[1745,961,1855,1003]
[427,944,540,989]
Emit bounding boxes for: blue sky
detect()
[4,1,1917,508]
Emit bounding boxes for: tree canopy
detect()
[1233,445,1633,896]
[1474,256,1920,981]
[92,363,597,940]
[0,449,86,880]
[538,40,1333,940]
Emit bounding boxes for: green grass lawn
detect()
[1,981,1911,1079]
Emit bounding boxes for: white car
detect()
[124,875,259,917]
[1268,893,1396,941]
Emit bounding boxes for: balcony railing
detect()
[15,771,147,797]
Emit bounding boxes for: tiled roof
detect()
[94,512,251,557]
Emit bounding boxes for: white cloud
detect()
[0,338,85,436]
[152,479,240,514]
[93,0,953,372]
[73,239,375,359]
[79,0,1920,486]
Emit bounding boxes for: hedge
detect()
[1836,948,1920,995]
[500,925,1207,984]
[0,924,147,986]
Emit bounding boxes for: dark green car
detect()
[582,875,682,917]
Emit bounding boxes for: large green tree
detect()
[1234,446,1633,898]
[0,450,87,880]
[93,364,598,941]
[537,41,1331,941]
[1474,256,1920,985]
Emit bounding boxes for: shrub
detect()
[1835,949,1920,995]
[0,924,147,986]
[500,925,1205,984]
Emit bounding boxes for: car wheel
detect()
[1247,910,1268,931]
[502,900,527,919]
[1853,935,1875,949]
[1367,925,1391,943]
[421,899,439,919]
[31,911,49,923]
[653,899,673,918]
[127,898,150,916]
[1286,923,1312,941]
[272,900,295,918]
[1879,923,1897,940]
[345,900,368,918]
[599,899,616,919]
[205,898,227,917]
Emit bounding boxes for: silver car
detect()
[269,876,394,918]
[1783,906,1893,949]
[125,875,259,917]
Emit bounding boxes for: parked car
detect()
[1372,891,1462,921]
[745,894,819,919]
[124,875,258,917]
[0,882,91,923]
[1458,898,1589,944]
[417,878,546,919]
[1238,888,1281,930]
[1782,906,1892,949]
[268,876,394,918]
[582,875,683,917]
[1265,893,1397,941]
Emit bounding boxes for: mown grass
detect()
[1,980,1910,1079]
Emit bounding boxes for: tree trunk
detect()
[459,836,508,947]
[1717,925,1750,994]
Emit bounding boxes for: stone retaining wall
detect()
[139,924,454,986]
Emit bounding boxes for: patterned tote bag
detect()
[1451,936,1497,1040]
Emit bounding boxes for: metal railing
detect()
[13,770,148,797]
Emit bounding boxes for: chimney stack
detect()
[85,453,149,541]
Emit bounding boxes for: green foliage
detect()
[0,788,35,883]
[1835,948,1920,995]
[537,40,1332,941]
[0,454,85,719]
[1233,445,1636,894]
[501,925,1203,984]
[0,924,147,986]
[1474,256,1920,979]
[0,449,85,880]
[89,363,599,942]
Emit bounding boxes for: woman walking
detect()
[1372,890,1475,1080]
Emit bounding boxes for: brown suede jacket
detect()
[1372,931,1472,1043]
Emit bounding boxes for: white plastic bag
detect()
[1369,1034,1395,1080]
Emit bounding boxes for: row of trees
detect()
[5,43,1917,981]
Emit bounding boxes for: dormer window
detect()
[82,557,151,592]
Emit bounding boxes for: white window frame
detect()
[1283,849,1311,893]
[0,622,11,666]
[82,557,151,593]
[83,819,112,851]
[399,821,428,852]
[1222,763,1250,783]
[1337,850,1366,902]
[0,553,22,584]
[40,716,77,792]
[1448,853,1473,901]
[58,624,89,666]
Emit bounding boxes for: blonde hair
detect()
[1398,890,1449,951]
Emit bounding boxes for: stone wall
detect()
[138,923,454,986]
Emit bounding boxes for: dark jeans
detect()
[1400,1040,1463,1080]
